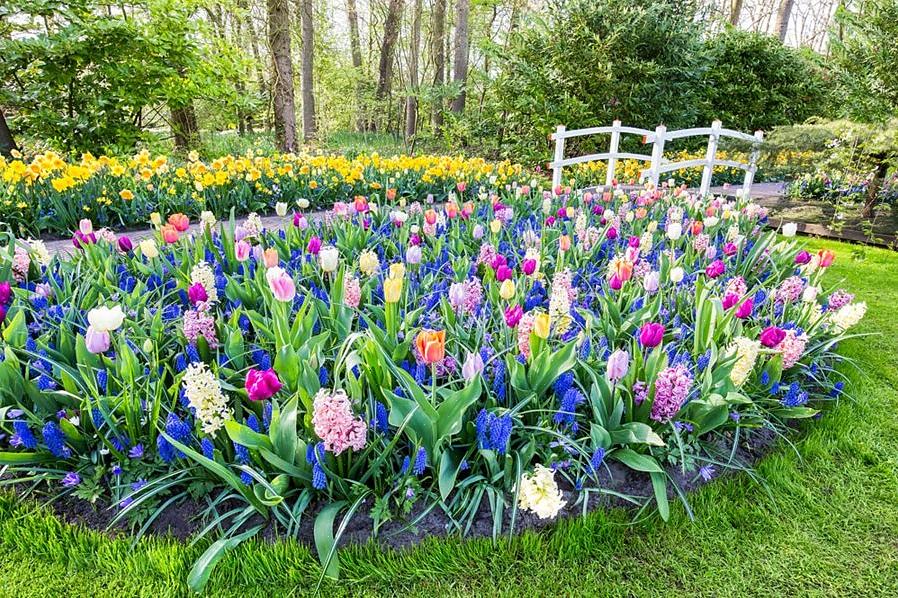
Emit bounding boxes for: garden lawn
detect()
[1,237,897,597]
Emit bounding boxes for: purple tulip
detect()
[496,265,513,282]
[504,304,523,328]
[759,326,786,348]
[794,250,811,265]
[84,326,111,354]
[606,227,618,240]
[735,297,754,319]
[117,236,133,252]
[72,231,96,249]
[521,259,537,276]
[188,282,208,305]
[705,259,725,278]
[639,322,665,348]
[628,235,640,248]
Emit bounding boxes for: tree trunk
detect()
[0,108,18,158]
[729,0,743,25]
[863,158,890,219]
[431,0,447,131]
[375,0,404,106]
[774,0,794,42]
[243,3,270,131]
[405,0,423,139]
[170,103,199,151]
[268,0,297,151]
[449,0,469,114]
[300,0,316,141]
[346,0,366,131]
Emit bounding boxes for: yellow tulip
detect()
[533,313,550,339]
[383,276,403,303]
[490,219,501,234]
[499,279,516,300]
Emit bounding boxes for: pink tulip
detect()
[235,240,251,262]
[496,265,513,282]
[85,326,111,354]
[722,293,740,310]
[607,349,629,381]
[79,219,94,235]
[609,273,622,290]
[266,267,296,302]
[735,297,754,319]
[245,368,282,401]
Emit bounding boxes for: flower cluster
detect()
[311,389,368,455]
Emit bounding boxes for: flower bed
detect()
[0,150,527,237]
[0,183,865,589]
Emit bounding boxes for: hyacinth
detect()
[475,409,512,454]
[311,388,368,455]
[651,365,692,423]
[28,239,52,267]
[343,275,361,308]
[725,276,748,298]
[358,249,380,276]
[828,302,867,334]
[183,308,219,348]
[12,246,30,282]
[728,337,760,386]
[778,329,808,369]
[827,289,854,311]
[775,276,805,304]
[692,233,710,253]
[190,261,218,304]
[449,277,483,315]
[518,464,565,519]
[476,243,498,267]
[182,362,231,435]
[548,269,576,333]
[517,311,537,358]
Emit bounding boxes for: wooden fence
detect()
[550,120,764,197]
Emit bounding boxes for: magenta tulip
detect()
[0,281,10,305]
[118,236,133,252]
[496,265,513,282]
[794,250,811,265]
[760,326,786,348]
[504,304,523,328]
[521,259,536,276]
[705,260,725,278]
[188,283,208,305]
[307,236,322,255]
[245,368,282,401]
[722,293,740,310]
[735,297,754,319]
[639,322,665,348]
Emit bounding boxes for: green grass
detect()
[2,237,898,597]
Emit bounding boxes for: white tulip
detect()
[87,305,125,332]
[670,267,685,283]
[296,198,310,209]
[319,245,340,272]
[275,202,288,217]
[667,222,683,241]
[782,222,798,237]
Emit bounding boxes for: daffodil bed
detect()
[0,183,867,590]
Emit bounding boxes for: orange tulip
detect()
[424,209,438,225]
[263,248,279,268]
[446,202,459,219]
[559,235,571,252]
[161,224,179,244]
[386,188,397,201]
[168,213,190,232]
[690,220,704,235]
[353,195,369,213]
[415,329,446,365]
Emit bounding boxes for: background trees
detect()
[0,0,896,159]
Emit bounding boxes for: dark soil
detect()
[18,426,782,555]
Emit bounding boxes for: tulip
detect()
[263,248,279,269]
[521,258,537,276]
[782,222,797,237]
[307,236,322,255]
[496,265,513,282]
[383,276,403,303]
[139,238,159,259]
[275,202,288,217]
[666,222,682,241]
[117,236,133,253]
[415,329,446,364]
[168,213,190,232]
[297,197,310,209]
[424,209,437,225]
[472,224,485,239]
[88,305,125,332]
[606,227,618,240]
[559,235,571,251]
[200,211,216,229]
[456,181,466,193]
[245,368,282,401]
[606,349,629,381]
[759,326,786,348]
[0,281,12,305]
[72,231,96,249]
[235,240,251,262]
[499,279,516,300]
[293,212,308,229]
[161,225,179,244]
[504,304,523,328]
[0,304,7,324]
[490,219,502,234]
[817,249,835,268]
[735,297,754,319]
[461,351,484,382]
[705,260,725,278]
[794,250,811,265]
[188,282,208,305]
[609,273,623,290]
[84,327,111,354]
[266,267,296,302]
[353,196,369,213]
[149,212,163,227]
[389,262,405,280]
[722,293,740,310]
[639,322,665,348]
[79,219,93,235]
[532,313,550,339]
[669,267,685,284]
[723,242,737,257]
[643,271,660,293]
[406,245,422,265]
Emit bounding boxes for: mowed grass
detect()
[1,237,897,597]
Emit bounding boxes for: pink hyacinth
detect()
[312,389,368,455]
[778,329,808,369]
[827,289,854,311]
[725,276,747,298]
[343,276,361,308]
[183,308,219,348]
[517,312,537,358]
[775,276,805,304]
[476,243,498,267]
[12,247,30,283]
[461,277,484,314]
[651,365,692,423]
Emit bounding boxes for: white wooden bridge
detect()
[550,120,764,198]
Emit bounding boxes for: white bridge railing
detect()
[550,120,764,198]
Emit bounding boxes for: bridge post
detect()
[741,130,764,199]
[551,125,566,191]
[700,120,721,197]
[605,120,621,188]
[647,124,667,188]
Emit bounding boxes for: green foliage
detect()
[701,27,834,132]
[832,0,898,121]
